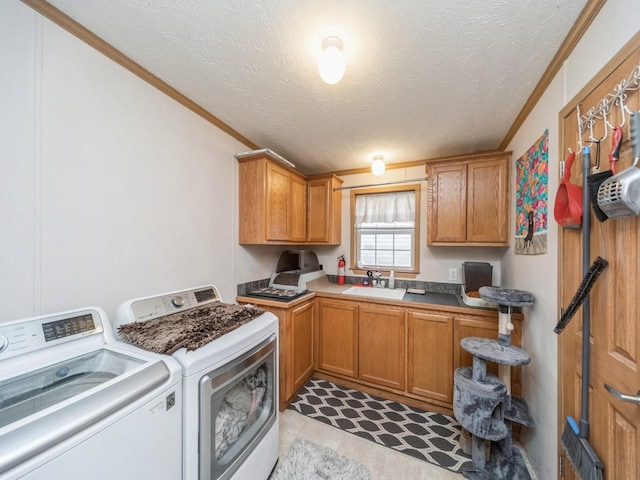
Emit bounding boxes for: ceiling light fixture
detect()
[318,36,345,85]
[371,155,386,176]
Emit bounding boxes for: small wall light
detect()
[371,155,386,176]
[318,36,345,85]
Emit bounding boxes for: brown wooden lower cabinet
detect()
[288,301,314,400]
[407,311,454,404]
[242,293,522,413]
[315,298,358,378]
[315,297,523,412]
[359,305,405,390]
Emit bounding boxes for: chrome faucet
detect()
[371,270,383,288]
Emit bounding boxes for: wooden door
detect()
[289,301,314,397]
[466,158,509,244]
[315,299,358,377]
[407,311,454,404]
[427,163,467,243]
[359,304,406,390]
[559,37,640,480]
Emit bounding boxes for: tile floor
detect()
[277,408,462,479]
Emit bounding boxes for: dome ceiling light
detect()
[371,155,386,176]
[318,36,345,85]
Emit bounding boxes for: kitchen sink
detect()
[403,291,463,307]
[342,286,406,300]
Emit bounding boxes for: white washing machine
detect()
[0,307,182,480]
[114,285,279,480]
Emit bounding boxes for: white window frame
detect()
[350,185,420,274]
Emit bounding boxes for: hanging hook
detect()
[615,90,629,127]
[587,111,597,144]
[604,115,615,132]
[595,99,610,143]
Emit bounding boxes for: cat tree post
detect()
[453,287,534,479]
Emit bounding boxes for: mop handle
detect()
[580,146,591,438]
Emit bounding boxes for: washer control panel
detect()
[129,286,221,323]
[0,310,104,361]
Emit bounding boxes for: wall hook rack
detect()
[577,63,640,142]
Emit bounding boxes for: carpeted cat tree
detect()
[453,287,534,480]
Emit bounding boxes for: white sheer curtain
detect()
[355,191,415,225]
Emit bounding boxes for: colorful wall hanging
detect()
[515,129,549,254]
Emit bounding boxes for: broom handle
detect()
[580,146,592,439]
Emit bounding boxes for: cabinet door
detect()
[359,305,405,390]
[307,178,331,243]
[266,163,290,241]
[407,311,454,403]
[428,163,467,243]
[307,176,342,244]
[316,299,358,378]
[466,159,508,244]
[289,301,314,396]
[289,174,308,242]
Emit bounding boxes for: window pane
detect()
[376,251,394,266]
[395,251,412,267]
[377,234,394,250]
[395,234,412,250]
[361,250,376,265]
[361,234,376,250]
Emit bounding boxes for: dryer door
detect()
[199,335,277,480]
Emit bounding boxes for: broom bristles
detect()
[554,256,609,334]
[561,421,604,480]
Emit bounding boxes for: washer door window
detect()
[199,336,276,480]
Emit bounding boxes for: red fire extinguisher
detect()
[337,255,346,285]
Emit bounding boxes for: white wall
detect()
[502,1,639,478]
[0,1,279,322]
[0,2,38,319]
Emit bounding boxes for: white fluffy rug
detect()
[271,439,370,480]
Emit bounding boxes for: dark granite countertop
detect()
[305,276,494,312]
[238,276,501,312]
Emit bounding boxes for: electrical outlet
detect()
[449,268,458,281]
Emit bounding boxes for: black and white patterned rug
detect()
[287,378,473,473]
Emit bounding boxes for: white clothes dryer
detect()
[114,285,279,480]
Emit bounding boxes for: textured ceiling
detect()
[45,0,588,175]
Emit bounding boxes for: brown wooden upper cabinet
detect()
[307,175,342,244]
[238,153,342,245]
[426,152,510,246]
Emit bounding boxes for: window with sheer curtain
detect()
[351,186,420,272]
